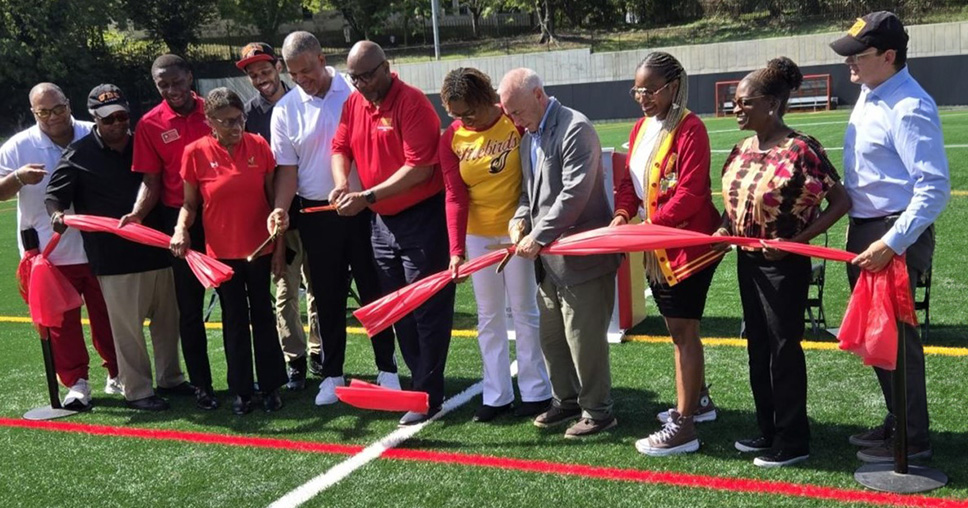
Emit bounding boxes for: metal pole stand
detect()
[24,328,78,421]
[854,324,946,493]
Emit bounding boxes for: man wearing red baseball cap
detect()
[236,42,322,391]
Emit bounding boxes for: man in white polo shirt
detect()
[268,31,399,406]
[0,82,119,411]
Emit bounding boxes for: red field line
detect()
[1,417,965,508]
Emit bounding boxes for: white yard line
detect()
[268,362,518,508]
[712,144,968,154]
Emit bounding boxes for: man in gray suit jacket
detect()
[498,68,621,439]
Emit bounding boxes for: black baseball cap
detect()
[830,11,909,56]
[236,42,277,70]
[87,84,129,117]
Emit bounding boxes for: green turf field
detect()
[0,109,966,507]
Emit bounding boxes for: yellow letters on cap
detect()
[848,18,866,37]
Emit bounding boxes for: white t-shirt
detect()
[628,119,663,219]
[0,120,92,265]
[270,67,360,201]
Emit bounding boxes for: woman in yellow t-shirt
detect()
[438,68,551,423]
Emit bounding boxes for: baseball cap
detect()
[236,42,277,70]
[87,84,129,117]
[830,11,909,56]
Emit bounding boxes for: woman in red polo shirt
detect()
[438,67,551,423]
[170,87,287,415]
[612,52,724,456]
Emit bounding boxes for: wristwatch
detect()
[364,190,377,204]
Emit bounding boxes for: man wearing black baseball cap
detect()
[47,84,183,412]
[236,41,322,391]
[831,12,950,464]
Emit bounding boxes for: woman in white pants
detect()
[438,67,552,422]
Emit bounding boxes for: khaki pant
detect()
[97,268,183,401]
[538,272,615,420]
[274,230,320,362]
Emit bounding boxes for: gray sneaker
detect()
[636,411,700,456]
[657,385,717,424]
[563,416,617,439]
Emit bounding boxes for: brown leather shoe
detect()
[533,405,581,428]
[564,416,617,439]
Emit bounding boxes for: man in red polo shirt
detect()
[120,54,216,410]
[330,41,453,426]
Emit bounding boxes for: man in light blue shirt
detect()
[831,11,950,463]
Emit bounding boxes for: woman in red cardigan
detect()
[611,52,723,456]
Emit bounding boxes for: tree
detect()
[122,0,220,56]
[0,0,121,132]
[463,0,500,38]
[324,0,391,41]
[218,0,322,41]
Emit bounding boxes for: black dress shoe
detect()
[473,403,512,422]
[195,386,219,411]
[155,381,196,397]
[514,398,552,417]
[232,395,254,415]
[263,389,283,412]
[126,395,170,411]
[308,353,324,378]
[287,357,307,391]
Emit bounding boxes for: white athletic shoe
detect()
[376,371,401,390]
[314,376,345,406]
[63,378,92,410]
[657,385,718,424]
[104,376,124,395]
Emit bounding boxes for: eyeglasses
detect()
[348,61,386,84]
[733,95,766,108]
[210,115,246,129]
[97,112,130,125]
[845,49,881,64]
[628,81,672,100]
[32,103,69,119]
[447,108,477,121]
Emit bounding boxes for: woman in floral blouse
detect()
[719,57,850,468]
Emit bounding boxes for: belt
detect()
[849,212,902,226]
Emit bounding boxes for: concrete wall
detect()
[199,20,968,120]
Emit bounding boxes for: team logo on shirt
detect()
[489,150,511,174]
[210,162,219,168]
[377,117,393,132]
[457,131,520,176]
[248,156,257,167]
[161,129,180,144]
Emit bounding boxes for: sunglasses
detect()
[628,81,672,100]
[32,103,69,119]
[348,61,386,84]
[98,112,130,125]
[733,95,766,108]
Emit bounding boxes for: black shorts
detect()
[649,259,720,320]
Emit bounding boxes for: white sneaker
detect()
[376,371,401,390]
[657,386,718,424]
[314,376,345,406]
[63,379,92,410]
[104,376,124,395]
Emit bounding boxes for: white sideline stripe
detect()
[267,362,517,508]
[707,112,968,135]
[711,144,968,154]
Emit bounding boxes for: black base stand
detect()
[23,330,78,421]
[854,324,946,493]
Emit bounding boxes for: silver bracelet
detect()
[12,170,25,186]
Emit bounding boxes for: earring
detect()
[769,110,774,116]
